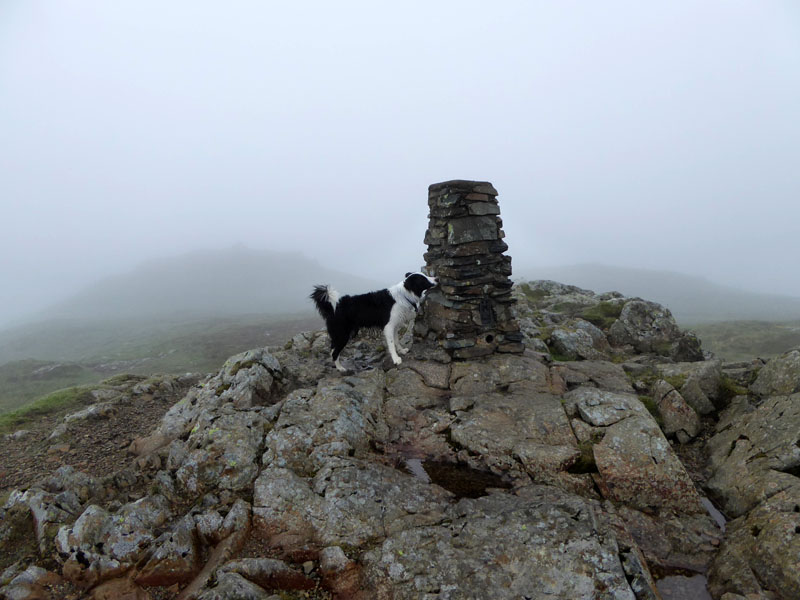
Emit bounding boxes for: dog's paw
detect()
[398,347,409,355]
[392,355,403,366]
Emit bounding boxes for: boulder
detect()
[608,300,703,361]
[548,319,611,361]
[750,349,800,397]
[652,380,701,443]
[565,387,704,513]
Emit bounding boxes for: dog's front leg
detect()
[384,323,403,365]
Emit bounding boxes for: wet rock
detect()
[132,349,281,457]
[750,349,800,397]
[707,392,800,517]
[362,487,638,600]
[652,380,701,443]
[218,558,314,591]
[397,359,451,390]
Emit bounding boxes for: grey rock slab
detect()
[564,387,649,426]
[253,459,453,549]
[707,392,800,517]
[449,353,550,395]
[558,361,635,394]
[708,486,800,600]
[362,487,637,600]
[449,390,578,479]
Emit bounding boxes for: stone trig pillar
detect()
[416,180,525,358]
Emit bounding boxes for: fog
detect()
[2,1,799,327]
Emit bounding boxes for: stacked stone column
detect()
[416,180,525,358]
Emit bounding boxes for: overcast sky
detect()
[1,1,799,325]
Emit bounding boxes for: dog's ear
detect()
[405,272,413,278]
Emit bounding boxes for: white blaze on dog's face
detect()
[402,272,438,299]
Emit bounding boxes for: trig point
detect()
[416,180,525,358]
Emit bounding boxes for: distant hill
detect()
[519,264,800,324]
[37,246,380,320]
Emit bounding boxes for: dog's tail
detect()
[310,285,339,322]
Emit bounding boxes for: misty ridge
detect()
[35,246,381,322]
[10,246,800,327]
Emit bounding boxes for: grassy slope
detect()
[0,313,319,415]
[689,320,800,362]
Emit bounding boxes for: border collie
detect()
[310,272,438,372]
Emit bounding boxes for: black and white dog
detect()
[310,272,438,372]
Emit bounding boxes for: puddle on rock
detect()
[403,459,511,499]
[700,496,727,532]
[656,574,712,600]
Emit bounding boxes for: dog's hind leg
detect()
[330,335,349,372]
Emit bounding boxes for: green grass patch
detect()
[663,374,688,390]
[579,301,623,330]
[717,375,748,405]
[518,283,551,305]
[638,395,663,426]
[0,386,95,433]
[568,440,598,474]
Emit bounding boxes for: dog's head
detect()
[403,271,438,299]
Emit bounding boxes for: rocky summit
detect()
[2,281,799,600]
